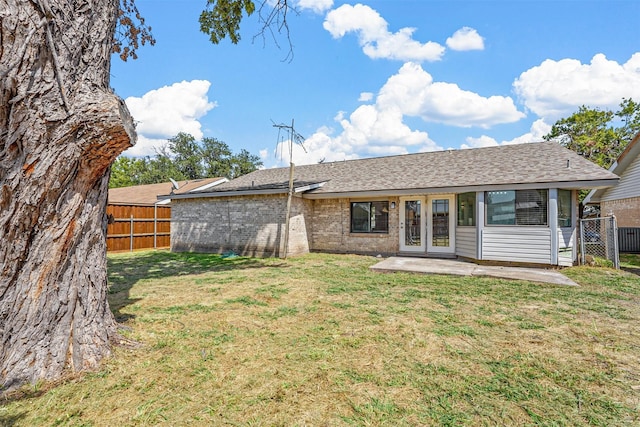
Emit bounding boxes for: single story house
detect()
[162,142,618,266]
[584,131,640,227]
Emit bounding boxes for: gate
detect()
[618,227,640,253]
[579,216,619,269]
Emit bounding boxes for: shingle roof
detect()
[108,177,226,205]
[178,142,618,198]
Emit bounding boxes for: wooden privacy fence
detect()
[106,204,171,252]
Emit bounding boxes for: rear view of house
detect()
[163,142,618,266]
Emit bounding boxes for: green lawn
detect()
[2,251,640,426]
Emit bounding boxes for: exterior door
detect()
[399,197,426,252]
[427,195,456,254]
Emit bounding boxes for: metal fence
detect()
[618,227,640,253]
[579,216,619,269]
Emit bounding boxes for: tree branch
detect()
[253,0,298,62]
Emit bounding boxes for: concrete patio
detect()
[370,257,578,286]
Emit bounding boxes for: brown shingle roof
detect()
[179,142,618,198]
[108,177,226,205]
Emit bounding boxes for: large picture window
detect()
[351,201,389,233]
[457,192,476,226]
[486,190,548,226]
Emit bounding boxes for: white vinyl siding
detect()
[481,227,552,264]
[558,228,576,267]
[455,227,476,258]
[601,154,640,201]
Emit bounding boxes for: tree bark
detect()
[0,0,135,390]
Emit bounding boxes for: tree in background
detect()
[109,133,262,188]
[544,98,640,169]
[1,0,293,391]
[231,148,263,178]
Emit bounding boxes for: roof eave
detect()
[159,187,290,200]
[302,179,619,200]
[159,181,328,201]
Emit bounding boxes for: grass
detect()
[2,251,640,426]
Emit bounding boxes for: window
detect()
[558,189,572,227]
[457,192,476,226]
[351,201,389,233]
[486,190,548,225]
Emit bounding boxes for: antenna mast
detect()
[272,119,306,259]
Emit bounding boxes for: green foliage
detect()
[202,137,233,178]
[544,98,640,169]
[231,148,263,178]
[615,98,640,143]
[168,133,204,180]
[199,0,256,44]
[109,132,263,188]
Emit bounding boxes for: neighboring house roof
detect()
[584,132,640,205]
[164,142,618,200]
[109,177,227,206]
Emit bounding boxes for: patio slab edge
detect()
[370,257,579,287]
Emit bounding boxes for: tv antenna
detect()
[272,119,306,163]
[272,119,306,259]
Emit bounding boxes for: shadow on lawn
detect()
[0,410,26,425]
[107,250,283,322]
[622,266,640,276]
[620,253,640,277]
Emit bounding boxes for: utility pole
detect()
[272,119,305,259]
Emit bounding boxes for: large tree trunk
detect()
[0,0,135,390]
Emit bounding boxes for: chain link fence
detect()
[579,216,619,269]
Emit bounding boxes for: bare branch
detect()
[253,0,298,62]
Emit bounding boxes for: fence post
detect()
[130,214,134,252]
[154,202,157,249]
[579,219,586,265]
[611,216,619,269]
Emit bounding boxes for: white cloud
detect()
[446,27,484,51]
[123,80,216,156]
[378,62,525,128]
[272,103,438,166]
[297,0,333,14]
[124,135,167,157]
[461,135,498,149]
[323,4,445,62]
[269,61,528,166]
[514,53,640,119]
[460,119,551,149]
[358,92,374,102]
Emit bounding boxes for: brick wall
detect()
[171,194,312,257]
[601,196,640,227]
[171,194,402,257]
[310,197,399,255]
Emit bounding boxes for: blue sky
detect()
[111,0,640,168]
